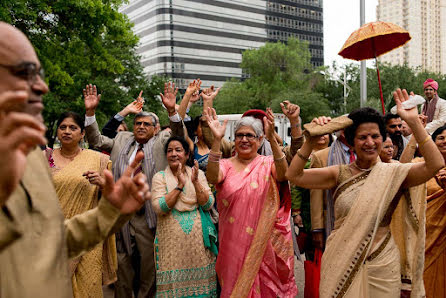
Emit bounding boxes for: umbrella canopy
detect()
[338,21,411,114]
[339,21,411,60]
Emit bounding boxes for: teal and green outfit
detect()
[151,166,218,297]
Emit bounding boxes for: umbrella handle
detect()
[375,57,385,115]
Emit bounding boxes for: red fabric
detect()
[349,148,356,163]
[304,249,322,298]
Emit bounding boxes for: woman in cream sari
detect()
[46,112,116,298]
[287,89,444,298]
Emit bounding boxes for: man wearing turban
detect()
[421,79,446,134]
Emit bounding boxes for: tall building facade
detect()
[377,0,446,74]
[120,0,323,89]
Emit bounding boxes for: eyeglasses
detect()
[235,133,258,141]
[135,121,155,127]
[0,62,45,85]
[388,124,402,129]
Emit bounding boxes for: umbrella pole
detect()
[375,57,385,114]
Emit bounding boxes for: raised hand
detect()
[0,91,47,206]
[176,163,186,188]
[121,101,143,117]
[393,88,419,123]
[136,90,144,104]
[102,151,150,214]
[83,84,101,116]
[311,116,332,126]
[83,170,105,188]
[191,160,199,183]
[204,107,227,140]
[263,111,275,142]
[280,100,300,124]
[160,82,178,115]
[201,85,220,103]
[185,79,202,97]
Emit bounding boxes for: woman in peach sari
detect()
[205,108,297,297]
[422,126,446,298]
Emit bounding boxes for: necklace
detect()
[352,161,373,172]
[59,147,81,161]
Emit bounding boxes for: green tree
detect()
[1,0,167,143]
[215,38,330,122]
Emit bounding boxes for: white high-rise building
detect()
[120,0,324,89]
[377,0,446,74]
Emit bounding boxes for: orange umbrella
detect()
[338,21,411,114]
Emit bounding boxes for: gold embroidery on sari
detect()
[230,177,279,298]
[334,171,370,201]
[367,232,391,262]
[228,217,235,223]
[271,228,294,261]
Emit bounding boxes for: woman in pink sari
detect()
[205,108,297,297]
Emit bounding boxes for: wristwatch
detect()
[175,186,184,192]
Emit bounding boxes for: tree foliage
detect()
[315,61,446,116]
[215,38,330,123]
[1,0,167,143]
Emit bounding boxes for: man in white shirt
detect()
[422,79,446,134]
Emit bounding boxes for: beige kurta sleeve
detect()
[151,171,168,215]
[85,120,115,152]
[309,153,325,231]
[0,207,22,251]
[64,198,131,259]
[197,169,214,211]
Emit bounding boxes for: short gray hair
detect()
[235,116,264,137]
[134,111,158,126]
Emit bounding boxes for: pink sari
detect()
[216,155,297,297]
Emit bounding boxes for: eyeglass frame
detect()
[0,61,45,85]
[234,132,259,141]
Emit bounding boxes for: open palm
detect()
[83,84,101,111]
[204,107,227,139]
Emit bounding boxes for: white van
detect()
[217,113,292,145]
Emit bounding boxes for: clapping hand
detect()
[0,91,47,206]
[176,163,186,188]
[83,84,101,116]
[160,82,178,115]
[203,107,227,140]
[191,160,199,183]
[102,151,151,214]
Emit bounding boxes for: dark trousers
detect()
[115,214,156,298]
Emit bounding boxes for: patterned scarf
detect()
[422,94,439,123]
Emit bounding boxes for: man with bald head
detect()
[421,78,446,134]
[0,22,152,297]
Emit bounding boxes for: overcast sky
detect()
[324,0,378,67]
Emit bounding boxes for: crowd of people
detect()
[1,21,446,298]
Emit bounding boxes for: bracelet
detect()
[274,153,286,161]
[418,135,431,149]
[208,150,222,163]
[296,150,310,162]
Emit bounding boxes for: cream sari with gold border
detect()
[320,162,426,298]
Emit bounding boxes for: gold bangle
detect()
[274,153,286,161]
[418,135,431,149]
[296,150,310,162]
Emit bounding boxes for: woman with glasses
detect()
[44,112,116,298]
[205,108,297,297]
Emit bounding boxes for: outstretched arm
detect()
[178,79,201,120]
[393,89,445,187]
[265,108,288,181]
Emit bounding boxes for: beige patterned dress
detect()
[151,166,217,297]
